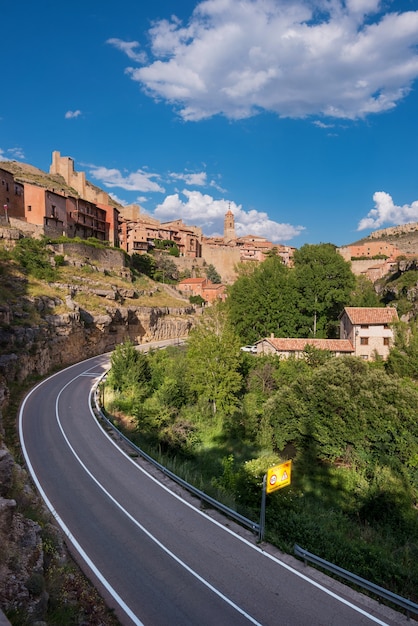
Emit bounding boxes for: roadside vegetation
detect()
[103,244,418,606]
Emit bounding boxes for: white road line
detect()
[19,376,144,626]
[61,370,263,625]
[86,366,391,626]
[19,358,391,626]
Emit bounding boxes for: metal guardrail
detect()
[294,544,418,621]
[93,382,260,536]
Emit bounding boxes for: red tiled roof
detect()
[178,277,206,285]
[343,307,398,324]
[203,284,225,291]
[260,338,354,352]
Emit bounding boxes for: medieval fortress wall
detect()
[50,151,110,205]
[201,244,242,284]
[369,222,418,238]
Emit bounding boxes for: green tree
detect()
[293,243,356,338]
[131,253,156,278]
[153,253,178,282]
[189,294,205,305]
[386,321,418,380]
[263,355,418,479]
[107,340,151,392]
[13,236,56,280]
[186,304,242,416]
[349,274,382,307]
[227,252,298,343]
[206,264,222,284]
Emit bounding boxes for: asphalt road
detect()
[19,346,409,626]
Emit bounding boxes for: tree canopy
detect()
[292,243,355,338]
[186,303,242,416]
[227,244,355,343]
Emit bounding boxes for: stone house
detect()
[200,282,227,304]
[177,277,226,304]
[255,337,354,358]
[178,277,207,297]
[255,307,398,361]
[339,307,398,360]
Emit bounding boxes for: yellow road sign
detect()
[266,461,292,494]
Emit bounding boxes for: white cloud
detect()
[65,110,82,119]
[357,192,418,230]
[9,147,25,159]
[169,170,207,185]
[0,147,25,161]
[87,165,165,193]
[313,121,335,129]
[112,0,418,121]
[107,38,147,63]
[154,189,304,242]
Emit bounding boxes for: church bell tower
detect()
[224,205,236,242]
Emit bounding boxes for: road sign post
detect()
[259,461,292,542]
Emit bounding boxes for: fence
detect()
[93,379,260,536]
[294,544,418,621]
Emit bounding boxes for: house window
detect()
[360,337,368,345]
[27,205,32,211]
[361,324,368,329]
[361,355,369,360]
[383,337,390,346]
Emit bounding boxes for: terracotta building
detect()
[118,205,202,258]
[24,183,68,236]
[255,307,398,361]
[0,167,24,221]
[177,277,226,304]
[256,337,354,358]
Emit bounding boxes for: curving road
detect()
[19,347,407,626]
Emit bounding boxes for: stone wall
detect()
[369,222,418,239]
[200,244,241,284]
[349,259,388,277]
[52,242,127,271]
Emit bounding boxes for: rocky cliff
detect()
[0,243,198,624]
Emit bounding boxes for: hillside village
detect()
[0,151,295,287]
[3,150,418,363]
[4,150,417,291]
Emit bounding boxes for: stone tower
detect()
[224,207,236,242]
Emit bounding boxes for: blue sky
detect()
[2,0,418,247]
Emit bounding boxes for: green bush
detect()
[12,237,56,280]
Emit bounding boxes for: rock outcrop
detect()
[0,292,197,622]
[0,298,195,383]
